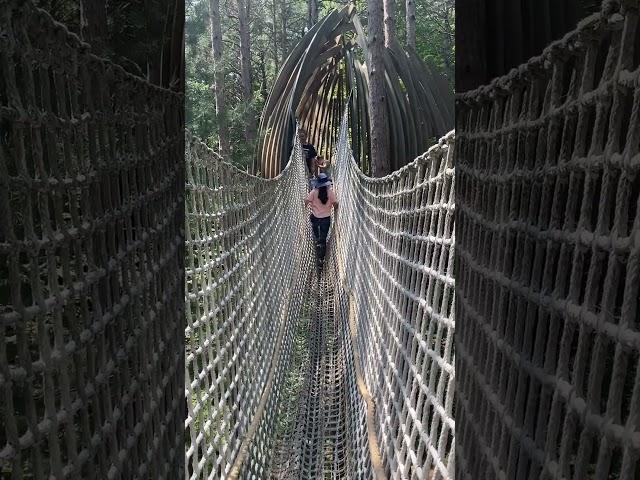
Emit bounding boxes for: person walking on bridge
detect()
[304,173,338,268]
[298,129,318,179]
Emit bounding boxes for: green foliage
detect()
[186,79,217,142]
[186,0,266,168]
[228,101,260,169]
[186,0,455,168]
[396,0,454,86]
[273,312,311,441]
[186,0,216,141]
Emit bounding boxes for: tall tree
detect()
[259,55,269,101]
[237,0,255,142]
[432,0,454,80]
[280,1,291,60]
[186,0,459,169]
[367,0,389,176]
[208,0,231,156]
[270,0,280,71]
[383,0,396,47]
[405,0,415,49]
[309,0,319,27]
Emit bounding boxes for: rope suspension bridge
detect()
[2,1,640,480]
[185,117,454,478]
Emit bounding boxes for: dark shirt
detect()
[302,143,317,161]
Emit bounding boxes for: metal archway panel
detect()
[255,6,454,177]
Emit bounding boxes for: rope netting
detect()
[0,2,184,478]
[267,261,372,478]
[333,118,456,479]
[185,132,315,478]
[4,2,456,478]
[186,110,456,478]
[456,2,640,479]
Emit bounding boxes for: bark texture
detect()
[237,0,255,142]
[209,0,231,156]
[309,0,319,27]
[367,0,390,176]
[405,0,415,50]
[383,0,396,47]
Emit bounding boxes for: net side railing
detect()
[184,131,315,479]
[0,2,184,478]
[333,116,456,479]
[456,2,640,479]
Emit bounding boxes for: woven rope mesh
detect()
[185,111,456,478]
[456,3,640,479]
[0,2,184,478]
[333,118,456,479]
[1,2,457,477]
[185,132,315,478]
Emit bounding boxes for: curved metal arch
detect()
[255,5,454,177]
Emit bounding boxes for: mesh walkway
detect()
[185,116,456,479]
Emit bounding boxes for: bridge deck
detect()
[269,241,368,478]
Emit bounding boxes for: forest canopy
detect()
[185,0,455,169]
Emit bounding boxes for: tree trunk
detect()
[271,0,280,71]
[280,1,289,60]
[144,0,162,84]
[208,0,231,157]
[237,0,255,143]
[79,0,107,54]
[259,55,268,101]
[367,0,389,176]
[239,0,251,91]
[405,0,415,50]
[442,2,454,81]
[309,0,318,27]
[383,0,396,47]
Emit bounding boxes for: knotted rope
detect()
[0,2,184,478]
[456,2,640,479]
[185,112,456,479]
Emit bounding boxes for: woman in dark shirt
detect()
[298,130,318,177]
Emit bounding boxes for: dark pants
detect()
[310,215,331,261]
